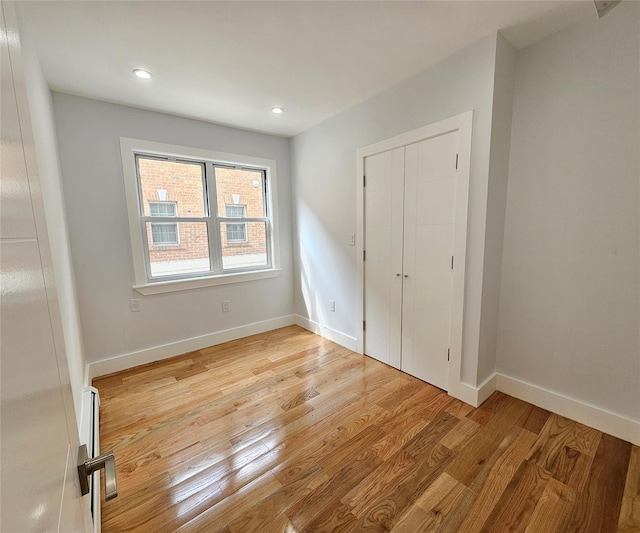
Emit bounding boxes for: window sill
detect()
[133,268,281,295]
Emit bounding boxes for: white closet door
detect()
[363,147,404,368]
[401,132,458,390]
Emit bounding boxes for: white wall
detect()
[16,12,86,430]
[477,33,516,385]
[497,2,640,422]
[52,94,294,365]
[291,33,502,390]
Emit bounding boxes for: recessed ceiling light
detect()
[133,69,153,79]
[271,107,284,114]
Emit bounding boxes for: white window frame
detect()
[149,201,179,246]
[121,138,281,295]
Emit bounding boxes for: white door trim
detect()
[356,111,473,401]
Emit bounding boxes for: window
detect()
[149,202,177,217]
[225,205,247,242]
[149,202,179,245]
[121,138,280,294]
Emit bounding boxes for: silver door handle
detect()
[77,444,118,501]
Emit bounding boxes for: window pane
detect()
[215,167,265,217]
[220,222,268,270]
[151,223,179,245]
[226,222,246,242]
[138,157,205,217]
[149,202,177,217]
[146,222,210,277]
[225,205,246,218]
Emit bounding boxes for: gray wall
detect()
[478,33,516,385]
[291,33,501,388]
[497,2,640,421]
[18,16,86,429]
[52,94,294,363]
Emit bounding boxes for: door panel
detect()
[402,132,457,390]
[398,143,418,376]
[1,241,76,531]
[415,225,454,269]
[417,130,458,181]
[363,147,404,368]
[414,266,453,313]
[365,221,392,263]
[416,178,456,225]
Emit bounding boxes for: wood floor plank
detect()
[517,403,552,434]
[285,449,382,530]
[391,472,473,533]
[349,413,459,532]
[341,450,417,517]
[446,394,531,487]
[439,416,481,452]
[618,445,640,533]
[444,398,475,420]
[456,427,539,531]
[563,432,631,532]
[480,460,552,532]
[370,414,430,461]
[527,412,602,463]
[226,466,326,533]
[174,471,282,533]
[524,477,575,533]
[93,326,639,533]
[303,499,358,533]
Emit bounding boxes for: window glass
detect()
[145,222,210,277]
[215,167,265,217]
[137,157,205,217]
[220,221,268,270]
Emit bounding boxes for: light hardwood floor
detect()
[94,326,639,532]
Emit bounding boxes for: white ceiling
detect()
[19,1,594,137]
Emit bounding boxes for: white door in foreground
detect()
[1,3,89,530]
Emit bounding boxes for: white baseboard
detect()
[294,315,357,351]
[87,315,296,380]
[496,374,640,446]
[456,373,497,407]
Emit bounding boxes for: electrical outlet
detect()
[130,299,141,312]
[222,300,231,313]
[329,300,336,312]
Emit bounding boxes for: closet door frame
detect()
[356,111,472,402]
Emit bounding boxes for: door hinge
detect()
[363,320,366,331]
[363,175,366,187]
[455,153,459,170]
[363,250,366,261]
[451,256,454,269]
[447,348,450,361]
